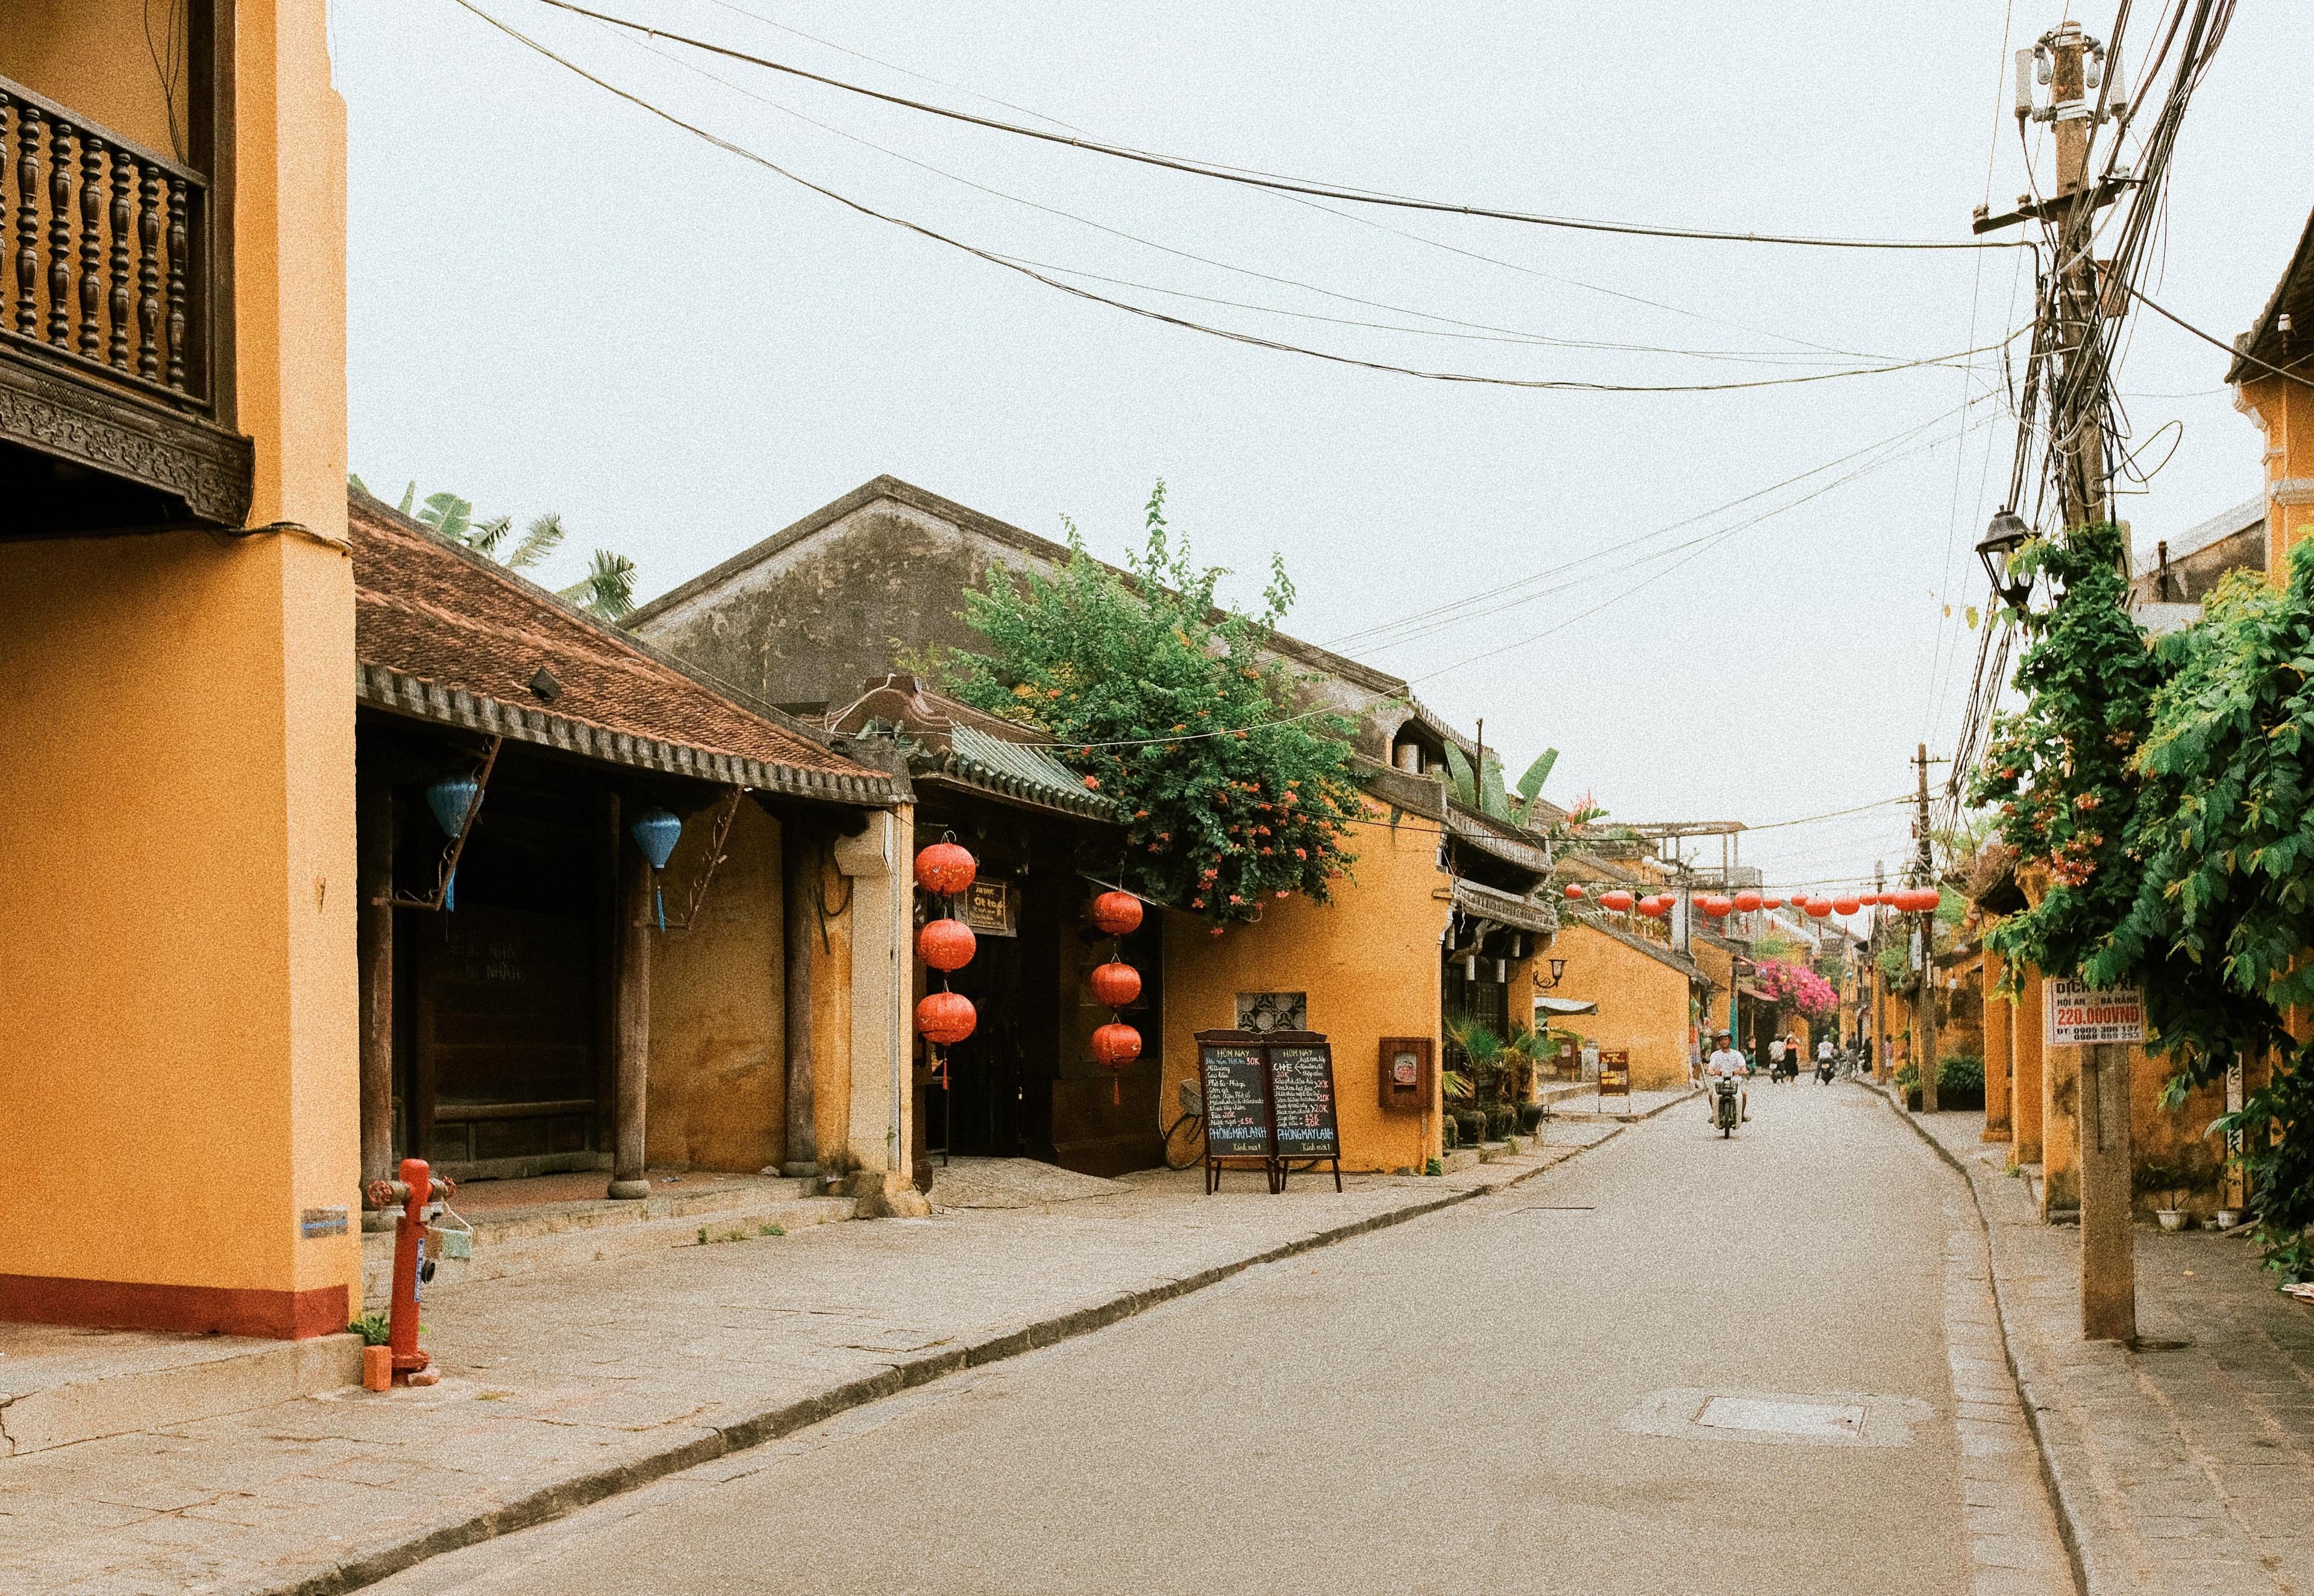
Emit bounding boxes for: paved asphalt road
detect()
[375,1081,1980,1595]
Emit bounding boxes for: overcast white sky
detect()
[334,1,2311,906]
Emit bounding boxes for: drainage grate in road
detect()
[1696,1397,1865,1439]
[1621,1387,1930,1448]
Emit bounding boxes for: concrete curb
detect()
[260,1117,1661,1596]
[1862,1080,2094,1596]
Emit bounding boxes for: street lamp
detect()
[1977,508,2035,612]
[1532,958,1568,990]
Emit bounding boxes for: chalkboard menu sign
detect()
[1193,1030,1344,1193]
[1269,1045,1339,1157]
[1200,1045,1271,1158]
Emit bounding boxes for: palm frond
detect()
[468,514,513,558]
[417,491,472,544]
[506,512,566,572]
[559,548,637,622]
[397,480,417,515]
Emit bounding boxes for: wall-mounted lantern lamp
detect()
[1532,958,1568,990]
[1977,508,2035,612]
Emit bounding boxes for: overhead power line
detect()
[528,0,2034,254]
[2124,282,2314,390]
[457,1,2016,394]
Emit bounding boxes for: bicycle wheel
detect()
[1162,1112,1206,1170]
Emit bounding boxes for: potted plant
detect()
[1936,1054,1987,1112]
[1895,1062,1922,1112]
[2135,1162,2190,1231]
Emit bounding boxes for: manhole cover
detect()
[1696,1397,1866,1439]
[1620,1387,1929,1448]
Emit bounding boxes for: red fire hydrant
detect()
[387,1156,451,1385]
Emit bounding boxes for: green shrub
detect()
[347,1310,391,1346]
[1938,1055,1986,1095]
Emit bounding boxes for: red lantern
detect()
[917,918,976,972]
[1762,897,1784,909]
[1904,886,1942,913]
[1831,895,1862,916]
[1563,884,1586,901]
[1701,895,1732,918]
[1089,961,1142,1009]
[1599,889,1634,912]
[1804,897,1832,918]
[1732,890,1762,913]
[1090,890,1144,937]
[914,841,976,897]
[915,989,977,1045]
[1091,1022,1143,1069]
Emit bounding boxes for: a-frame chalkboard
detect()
[1193,1029,1343,1193]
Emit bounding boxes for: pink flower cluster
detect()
[1751,958,1839,1021]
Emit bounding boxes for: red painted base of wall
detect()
[0,1274,348,1339]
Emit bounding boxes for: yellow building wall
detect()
[0,2,356,1338]
[1983,952,2013,1139]
[2243,375,2314,579]
[1538,922,1692,1091]
[0,0,188,158]
[647,802,786,1172]
[1691,938,1735,1041]
[0,533,359,1336]
[1160,815,1446,1174]
[2013,964,2045,1165]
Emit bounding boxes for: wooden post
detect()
[357,774,395,1223]
[780,819,819,1178]
[609,825,652,1199]
[2079,1040,2137,1341]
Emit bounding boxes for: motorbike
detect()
[1815,1054,1837,1084]
[1712,1075,1742,1137]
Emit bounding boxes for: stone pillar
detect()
[780,818,820,1178]
[2013,964,2046,1166]
[832,807,927,1216]
[2042,1000,2081,1219]
[609,829,652,1200]
[1982,951,2013,1141]
[357,772,395,1228]
[2078,1041,2137,1340]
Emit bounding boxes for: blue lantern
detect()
[427,774,481,911]
[630,808,683,930]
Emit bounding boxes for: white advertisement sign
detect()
[2043,978,2146,1047]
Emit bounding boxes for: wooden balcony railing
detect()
[0,74,209,412]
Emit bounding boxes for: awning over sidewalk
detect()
[1535,996,1600,1016]
[1449,875,1561,937]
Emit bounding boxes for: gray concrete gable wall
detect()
[637,489,1403,756]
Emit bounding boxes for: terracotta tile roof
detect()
[350,495,893,800]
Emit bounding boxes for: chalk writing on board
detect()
[1270,1045,1340,1157]
[1200,1045,1271,1157]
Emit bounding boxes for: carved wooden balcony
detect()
[0,74,251,531]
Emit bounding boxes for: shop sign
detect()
[2043,978,2145,1047]
[962,875,1018,937]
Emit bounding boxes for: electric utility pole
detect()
[1978,17,2136,1343]
[1913,743,1939,1115]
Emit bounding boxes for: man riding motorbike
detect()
[1816,1036,1838,1084]
[1704,1028,1749,1128]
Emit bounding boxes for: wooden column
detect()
[357,773,395,1223]
[1982,951,2013,1141]
[780,819,819,1178]
[609,824,652,1199]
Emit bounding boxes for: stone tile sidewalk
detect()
[0,1117,1656,1596]
[1898,1095,2314,1596]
